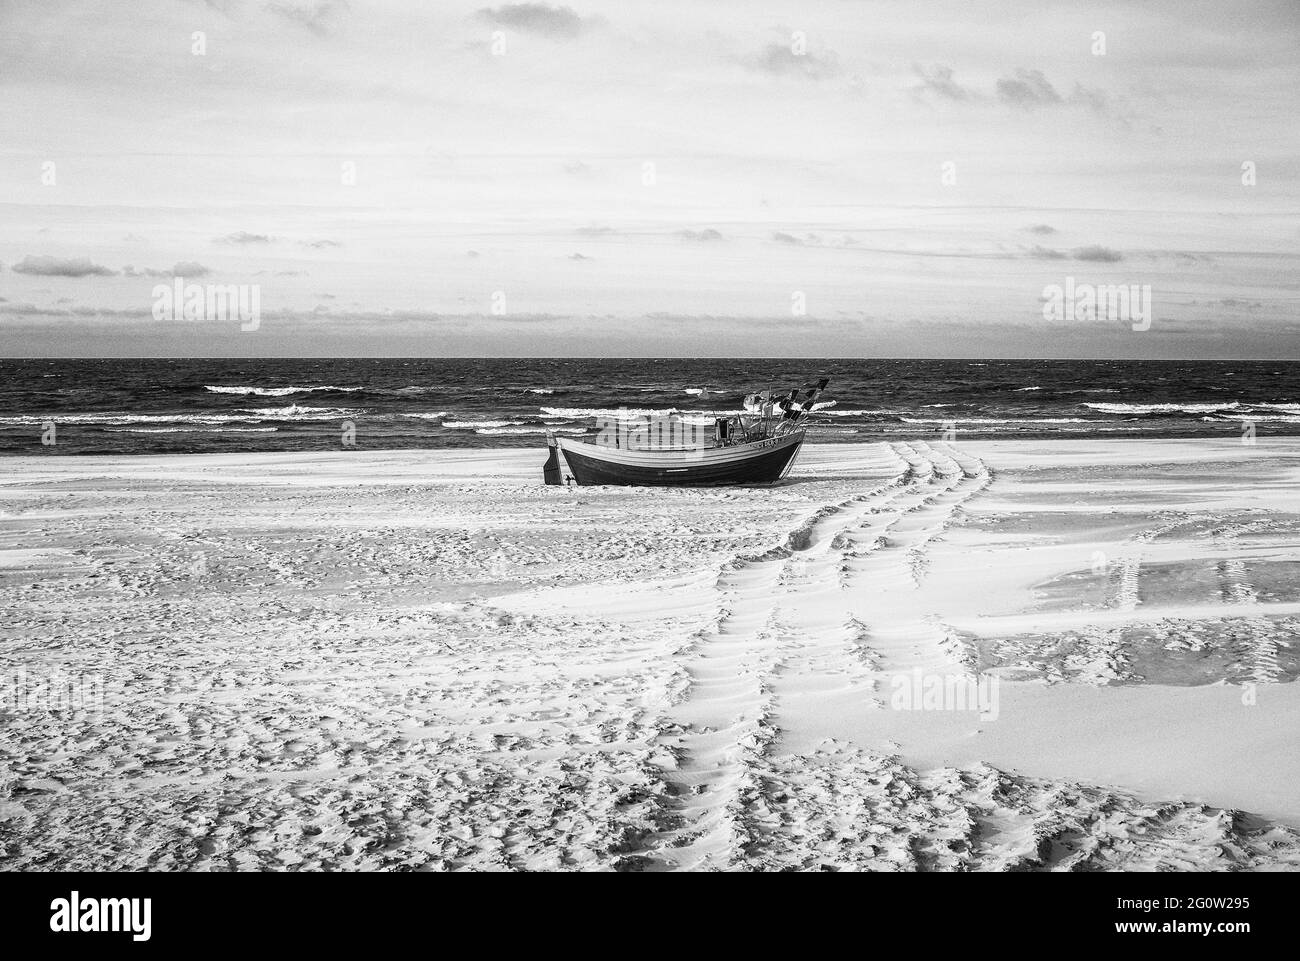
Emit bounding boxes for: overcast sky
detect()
[2,0,1298,357]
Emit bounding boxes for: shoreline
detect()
[5,420,1300,459]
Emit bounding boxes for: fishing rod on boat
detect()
[734,377,830,441]
[772,377,830,436]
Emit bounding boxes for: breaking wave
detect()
[444,420,527,429]
[1083,402,1241,414]
[204,385,362,396]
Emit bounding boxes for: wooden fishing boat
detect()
[548,428,805,486]
[542,378,828,487]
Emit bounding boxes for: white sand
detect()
[2,439,1298,870]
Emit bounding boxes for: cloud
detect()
[746,43,838,80]
[678,228,725,242]
[575,226,614,236]
[1027,246,1066,259]
[769,232,826,247]
[0,301,152,317]
[1026,224,1056,235]
[1069,83,1109,113]
[123,262,211,278]
[11,255,116,277]
[0,303,564,328]
[1073,245,1123,262]
[265,1,348,38]
[996,69,1062,108]
[299,239,341,249]
[215,231,273,244]
[911,63,973,101]
[477,4,588,39]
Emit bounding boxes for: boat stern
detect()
[542,432,563,485]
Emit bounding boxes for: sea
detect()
[2,358,1298,455]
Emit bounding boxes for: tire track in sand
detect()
[642,442,992,869]
[1212,521,1287,684]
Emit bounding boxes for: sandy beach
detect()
[2,438,1299,871]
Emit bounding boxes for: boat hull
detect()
[554,431,804,486]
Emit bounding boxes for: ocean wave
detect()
[0,413,233,426]
[1214,413,1300,424]
[103,427,280,433]
[1083,402,1240,414]
[399,412,449,420]
[901,417,1091,425]
[0,406,362,426]
[540,406,742,420]
[475,426,586,435]
[544,404,889,421]
[888,424,1147,434]
[444,420,526,429]
[205,385,362,396]
[1014,387,1042,392]
[4,415,121,426]
[233,405,363,419]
